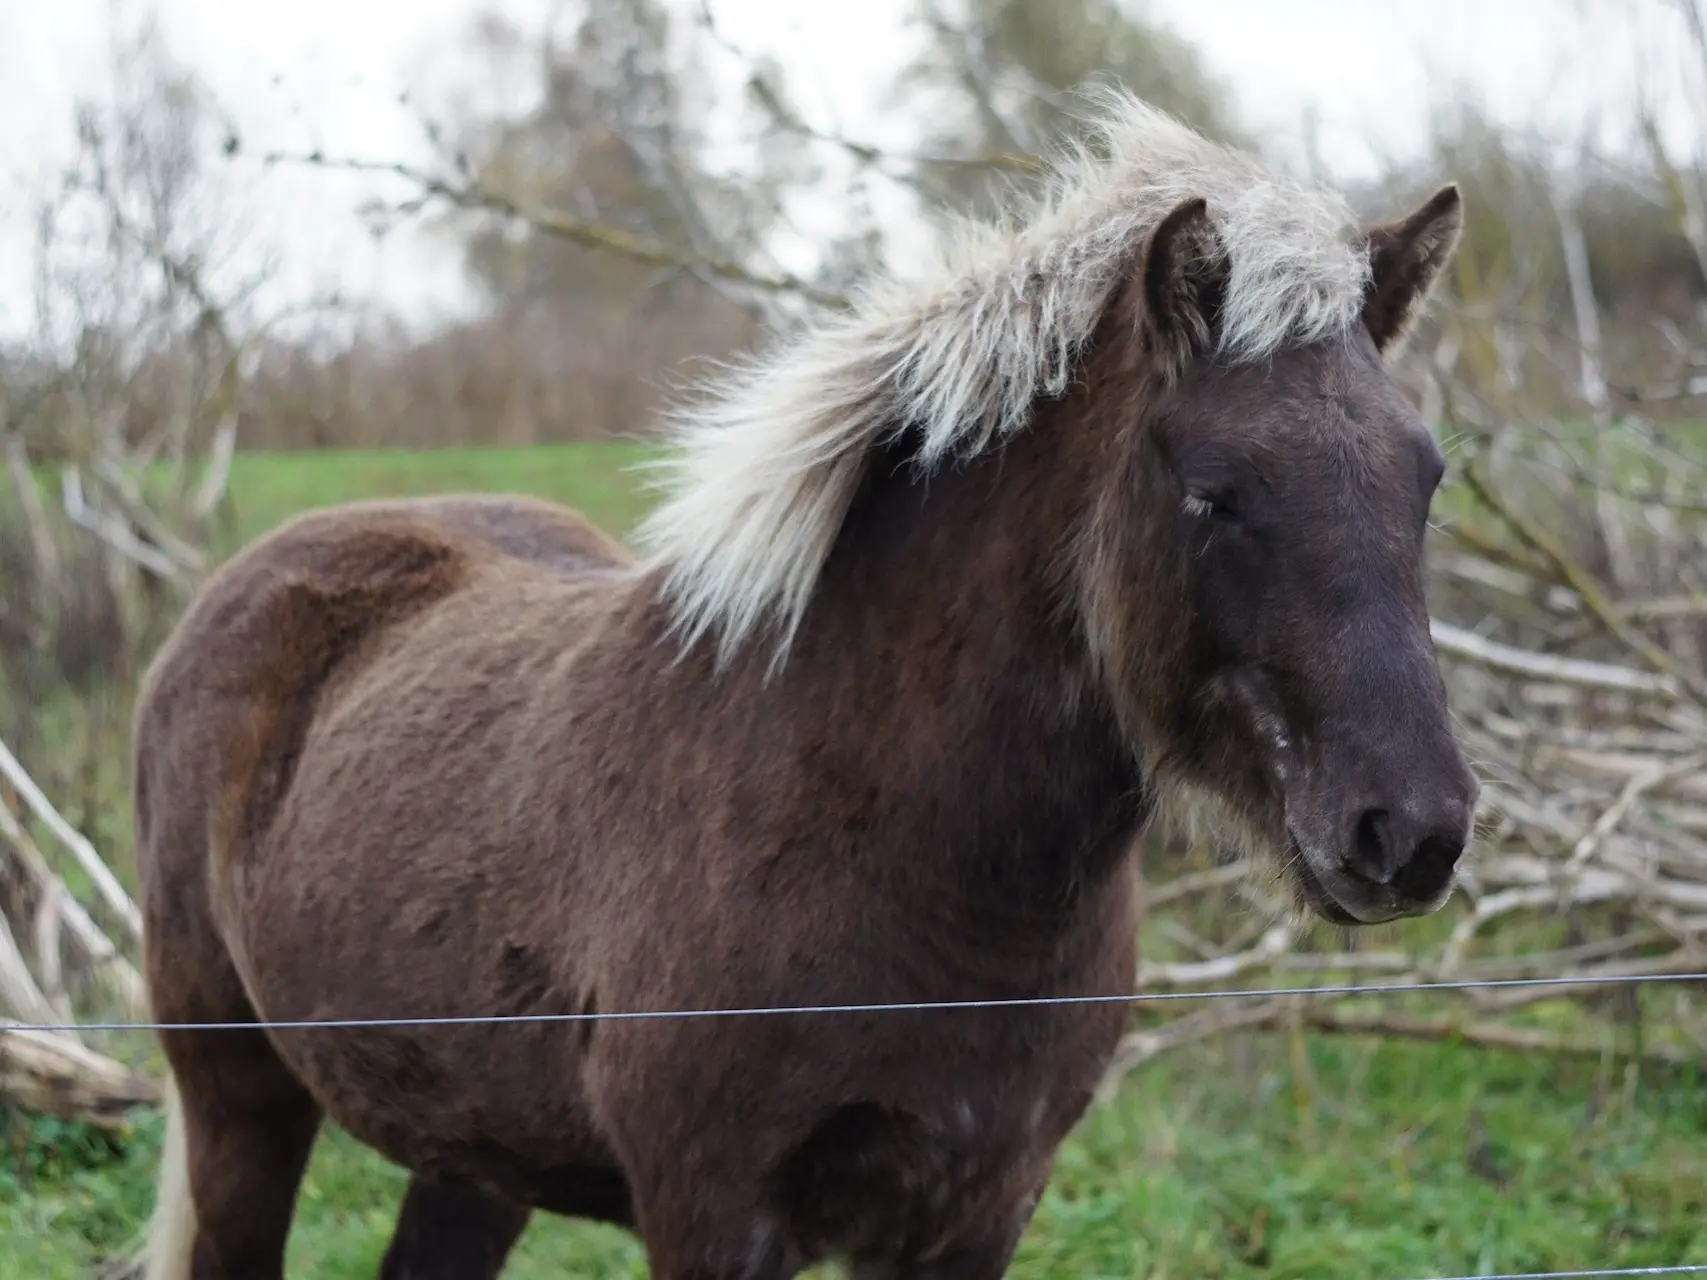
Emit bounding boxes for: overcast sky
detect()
[0,0,1698,344]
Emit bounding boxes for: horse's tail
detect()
[138,1074,197,1280]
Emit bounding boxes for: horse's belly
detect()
[225,757,619,1200]
[252,989,621,1201]
[261,1013,619,1208]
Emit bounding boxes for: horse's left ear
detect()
[1361,183,1463,354]
[1141,196,1231,372]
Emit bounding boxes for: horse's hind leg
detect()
[378,1178,531,1279]
[147,1024,322,1280]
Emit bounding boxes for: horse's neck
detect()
[769,430,1148,916]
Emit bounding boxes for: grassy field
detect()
[212,441,660,548]
[3,442,1706,1278]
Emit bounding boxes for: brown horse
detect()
[131,95,1478,1279]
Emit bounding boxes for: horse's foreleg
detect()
[852,1236,1023,1280]
[876,1234,1025,1280]
[639,1215,806,1280]
[377,1178,531,1280]
[850,1185,1041,1280]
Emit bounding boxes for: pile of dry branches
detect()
[0,347,218,1129]
[0,22,244,1128]
[0,393,218,1126]
[0,748,155,1128]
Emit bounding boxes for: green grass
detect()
[218,440,660,547]
[5,440,1707,1277]
[7,1038,1706,1278]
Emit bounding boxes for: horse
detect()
[130,93,1479,1280]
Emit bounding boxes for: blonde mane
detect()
[633,91,1374,666]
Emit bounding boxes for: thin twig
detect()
[1429,618,1679,699]
[261,151,849,310]
[1461,457,1707,705]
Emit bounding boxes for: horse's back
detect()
[370,492,636,576]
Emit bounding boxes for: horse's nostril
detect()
[1348,805,1468,894]
[1348,808,1399,885]
[1391,832,1465,900]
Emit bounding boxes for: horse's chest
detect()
[772,1008,1116,1263]
[777,1079,1085,1266]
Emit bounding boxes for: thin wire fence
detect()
[1414,1268,1707,1280]
[5,964,1702,1280]
[2,969,1703,1035]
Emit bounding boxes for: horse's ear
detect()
[1141,196,1229,370]
[1361,183,1462,354]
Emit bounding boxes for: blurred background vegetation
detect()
[4,0,1707,1276]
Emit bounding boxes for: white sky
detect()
[0,0,1699,346]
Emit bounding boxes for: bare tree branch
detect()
[261,150,849,310]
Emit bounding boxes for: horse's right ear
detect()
[1141,196,1229,370]
[1360,183,1463,354]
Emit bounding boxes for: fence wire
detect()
[2,969,1704,1036]
[5,966,1703,1280]
[1416,1267,1707,1280]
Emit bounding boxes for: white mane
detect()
[633,91,1374,666]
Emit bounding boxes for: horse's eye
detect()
[1183,490,1240,523]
